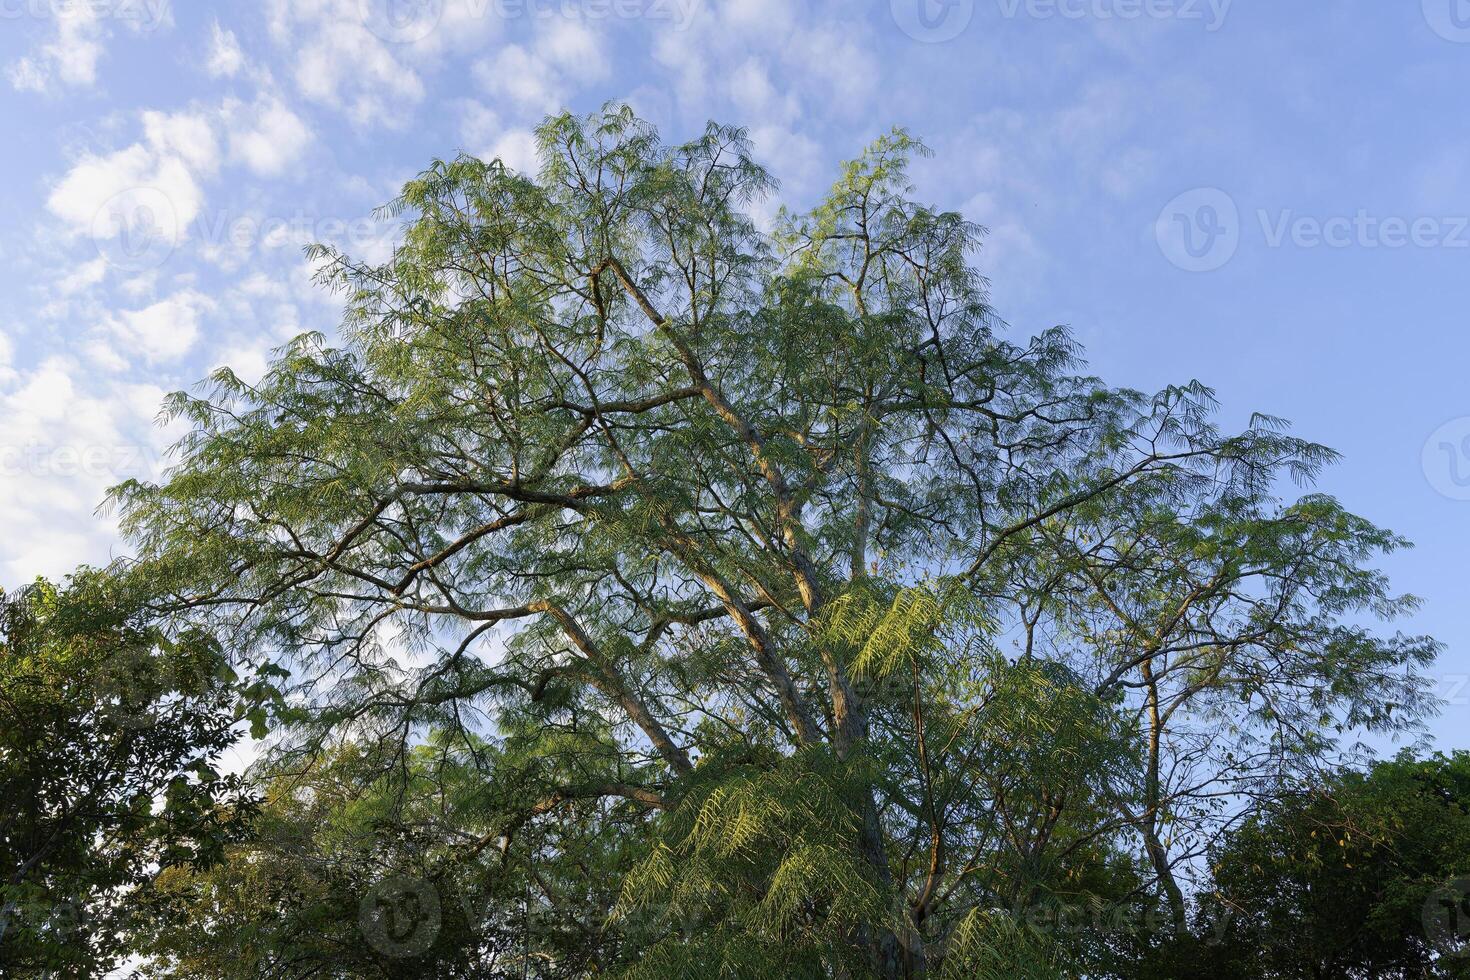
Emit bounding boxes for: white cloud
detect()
[8,357,75,422]
[651,23,710,105]
[747,123,822,200]
[43,93,313,284]
[103,290,215,363]
[729,57,799,127]
[211,343,271,387]
[415,0,507,55]
[47,144,203,263]
[788,27,878,118]
[475,46,562,113]
[59,258,109,295]
[33,2,103,86]
[8,58,48,93]
[0,358,178,583]
[0,360,119,579]
[1,0,169,93]
[483,129,540,175]
[227,97,313,176]
[207,21,247,78]
[646,0,882,154]
[0,329,15,387]
[144,108,222,174]
[458,100,502,150]
[119,271,160,302]
[238,272,289,300]
[48,111,221,243]
[473,20,610,117]
[536,20,609,81]
[719,0,796,35]
[268,0,426,126]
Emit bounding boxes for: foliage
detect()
[108,105,1438,977]
[1129,752,1470,979]
[143,740,531,978]
[0,568,252,977]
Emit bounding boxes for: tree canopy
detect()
[101,105,1440,978]
[1133,751,1470,979]
[0,569,253,977]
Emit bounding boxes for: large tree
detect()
[114,105,1438,977]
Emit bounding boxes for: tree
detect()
[1135,752,1470,979]
[145,740,529,978]
[113,105,1438,977]
[0,568,253,977]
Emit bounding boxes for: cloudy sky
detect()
[2,0,1468,748]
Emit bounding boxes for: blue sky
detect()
[1,0,1467,750]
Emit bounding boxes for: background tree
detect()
[1127,751,1470,979]
[145,739,532,978]
[113,105,1438,977]
[0,568,254,977]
